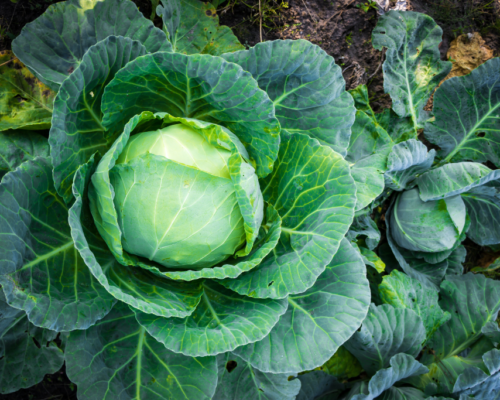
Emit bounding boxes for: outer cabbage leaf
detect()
[50,35,148,202]
[461,186,500,246]
[407,274,500,394]
[221,131,357,299]
[384,140,435,191]
[223,40,355,156]
[132,281,288,357]
[213,352,301,400]
[344,354,428,400]
[379,270,450,339]
[0,51,55,131]
[390,189,466,253]
[12,0,171,91]
[454,349,500,400]
[376,387,427,400]
[157,0,243,55]
[445,245,466,277]
[417,162,500,202]
[344,304,426,375]
[101,51,280,178]
[346,110,393,211]
[0,291,64,394]
[0,130,49,181]
[296,371,344,400]
[66,302,218,400]
[233,239,370,373]
[69,154,206,319]
[424,58,500,167]
[372,11,451,135]
[482,321,500,344]
[0,157,115,331]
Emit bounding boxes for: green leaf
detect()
[221,131,357,299]
[372,11,451,135]
[462,186,500,246]
[0,130,49,180]
[408,336,494,396]
[409,274,500,394]
[360,247,386,273]
[0,291,64,394]
[417,162,500,202]
[66,302,218,400]
[0,50,55,131]
[344,304,426,375]
[446,245,466,276]
[202,26,245,56]
[390,189,466,253]
[347,214,381,250]
[101,52,280,178]
[378,109,417,144]
[346,110,393,211]
[321,346,363,380]
[375,387,427,400]
[482,321,500,344]
[296,371,344,400]
[0,157,115,331]
[454,349,500,400]
[12,0,171,91]
[69,155,205,318]
[424,58,500,167]
[157,0,243,55]
[233,239,370,373]
[133,281,287,357]
[379,270,451,339]
[385,140,435,191]
[213,352,301,400]
[223,40,355,156]
[344,354,428,400]
[50,35,148,203]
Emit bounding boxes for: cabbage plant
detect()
[1,1,500,399]
[0,0,371,398]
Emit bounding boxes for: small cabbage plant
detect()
[1,1,500,399]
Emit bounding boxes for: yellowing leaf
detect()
[0,50,55,131]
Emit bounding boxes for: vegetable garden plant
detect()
[0,0,499,398]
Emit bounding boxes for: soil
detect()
[0,0,499,398]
